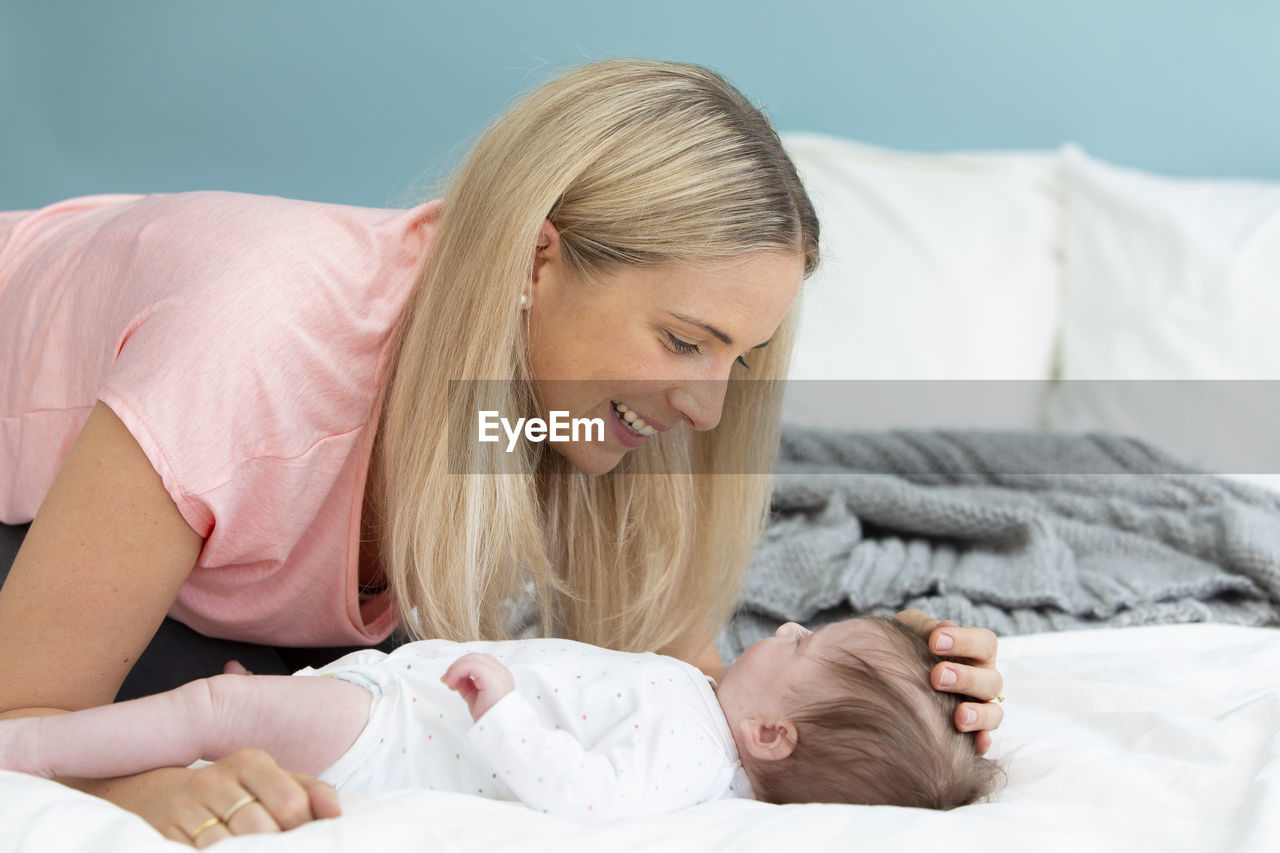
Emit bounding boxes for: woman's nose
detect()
[669,378,728,431]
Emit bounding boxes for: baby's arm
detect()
[443,654,725,823]
[0,673,371,780]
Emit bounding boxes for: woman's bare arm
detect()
[0,402,202,714]
[0,402,339,844]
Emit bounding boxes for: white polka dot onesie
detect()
[294,638,754,822]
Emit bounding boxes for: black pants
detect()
[0,521,399,702]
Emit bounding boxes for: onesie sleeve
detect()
[466,691,730,824]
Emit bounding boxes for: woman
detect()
[0,60,1002,845]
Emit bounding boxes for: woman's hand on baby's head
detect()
[895,609,1004,756]
[441,653,515,722]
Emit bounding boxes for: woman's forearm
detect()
[0,706,69,720]
[659,636,725,681]
[690,642,725,681]
[63,765,196,829]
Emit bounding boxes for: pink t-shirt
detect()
[0,191,441,646]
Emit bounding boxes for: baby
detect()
[0,616,999,822]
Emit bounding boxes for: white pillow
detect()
[780,133,1060,430]
[1054,145,1280,380]
[1044,146,1280,477]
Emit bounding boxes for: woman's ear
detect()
[531,219,561,286]
[536,218,557,250]
[737,717,798,763]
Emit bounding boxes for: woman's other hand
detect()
[151,749,340,847]
[895,609,1004,755]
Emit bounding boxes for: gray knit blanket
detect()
[718,430,1280,659]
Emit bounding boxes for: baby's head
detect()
[714,616,1001,810]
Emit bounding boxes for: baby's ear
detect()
[738,718,798,763]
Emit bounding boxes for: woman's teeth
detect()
[611,401,657,436]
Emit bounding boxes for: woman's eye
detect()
[663,331,752,369]
[663,331,700,355]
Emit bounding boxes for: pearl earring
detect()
[520,293,528,308]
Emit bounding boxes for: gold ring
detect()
[995,694,1006,704]
[222,794,257,823]
[187,816,222,842]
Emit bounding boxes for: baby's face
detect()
[715,619,879,729]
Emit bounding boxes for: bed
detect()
[4,135,1280,851]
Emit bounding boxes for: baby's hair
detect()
[747,616,1002,809]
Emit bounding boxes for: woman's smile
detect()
[610,401,664,437]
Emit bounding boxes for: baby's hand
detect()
[441,653,515,721]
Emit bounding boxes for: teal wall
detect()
[2,1,1278,209]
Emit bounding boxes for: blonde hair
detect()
[376,59,819,653]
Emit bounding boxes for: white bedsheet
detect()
[4,623,1278,853]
